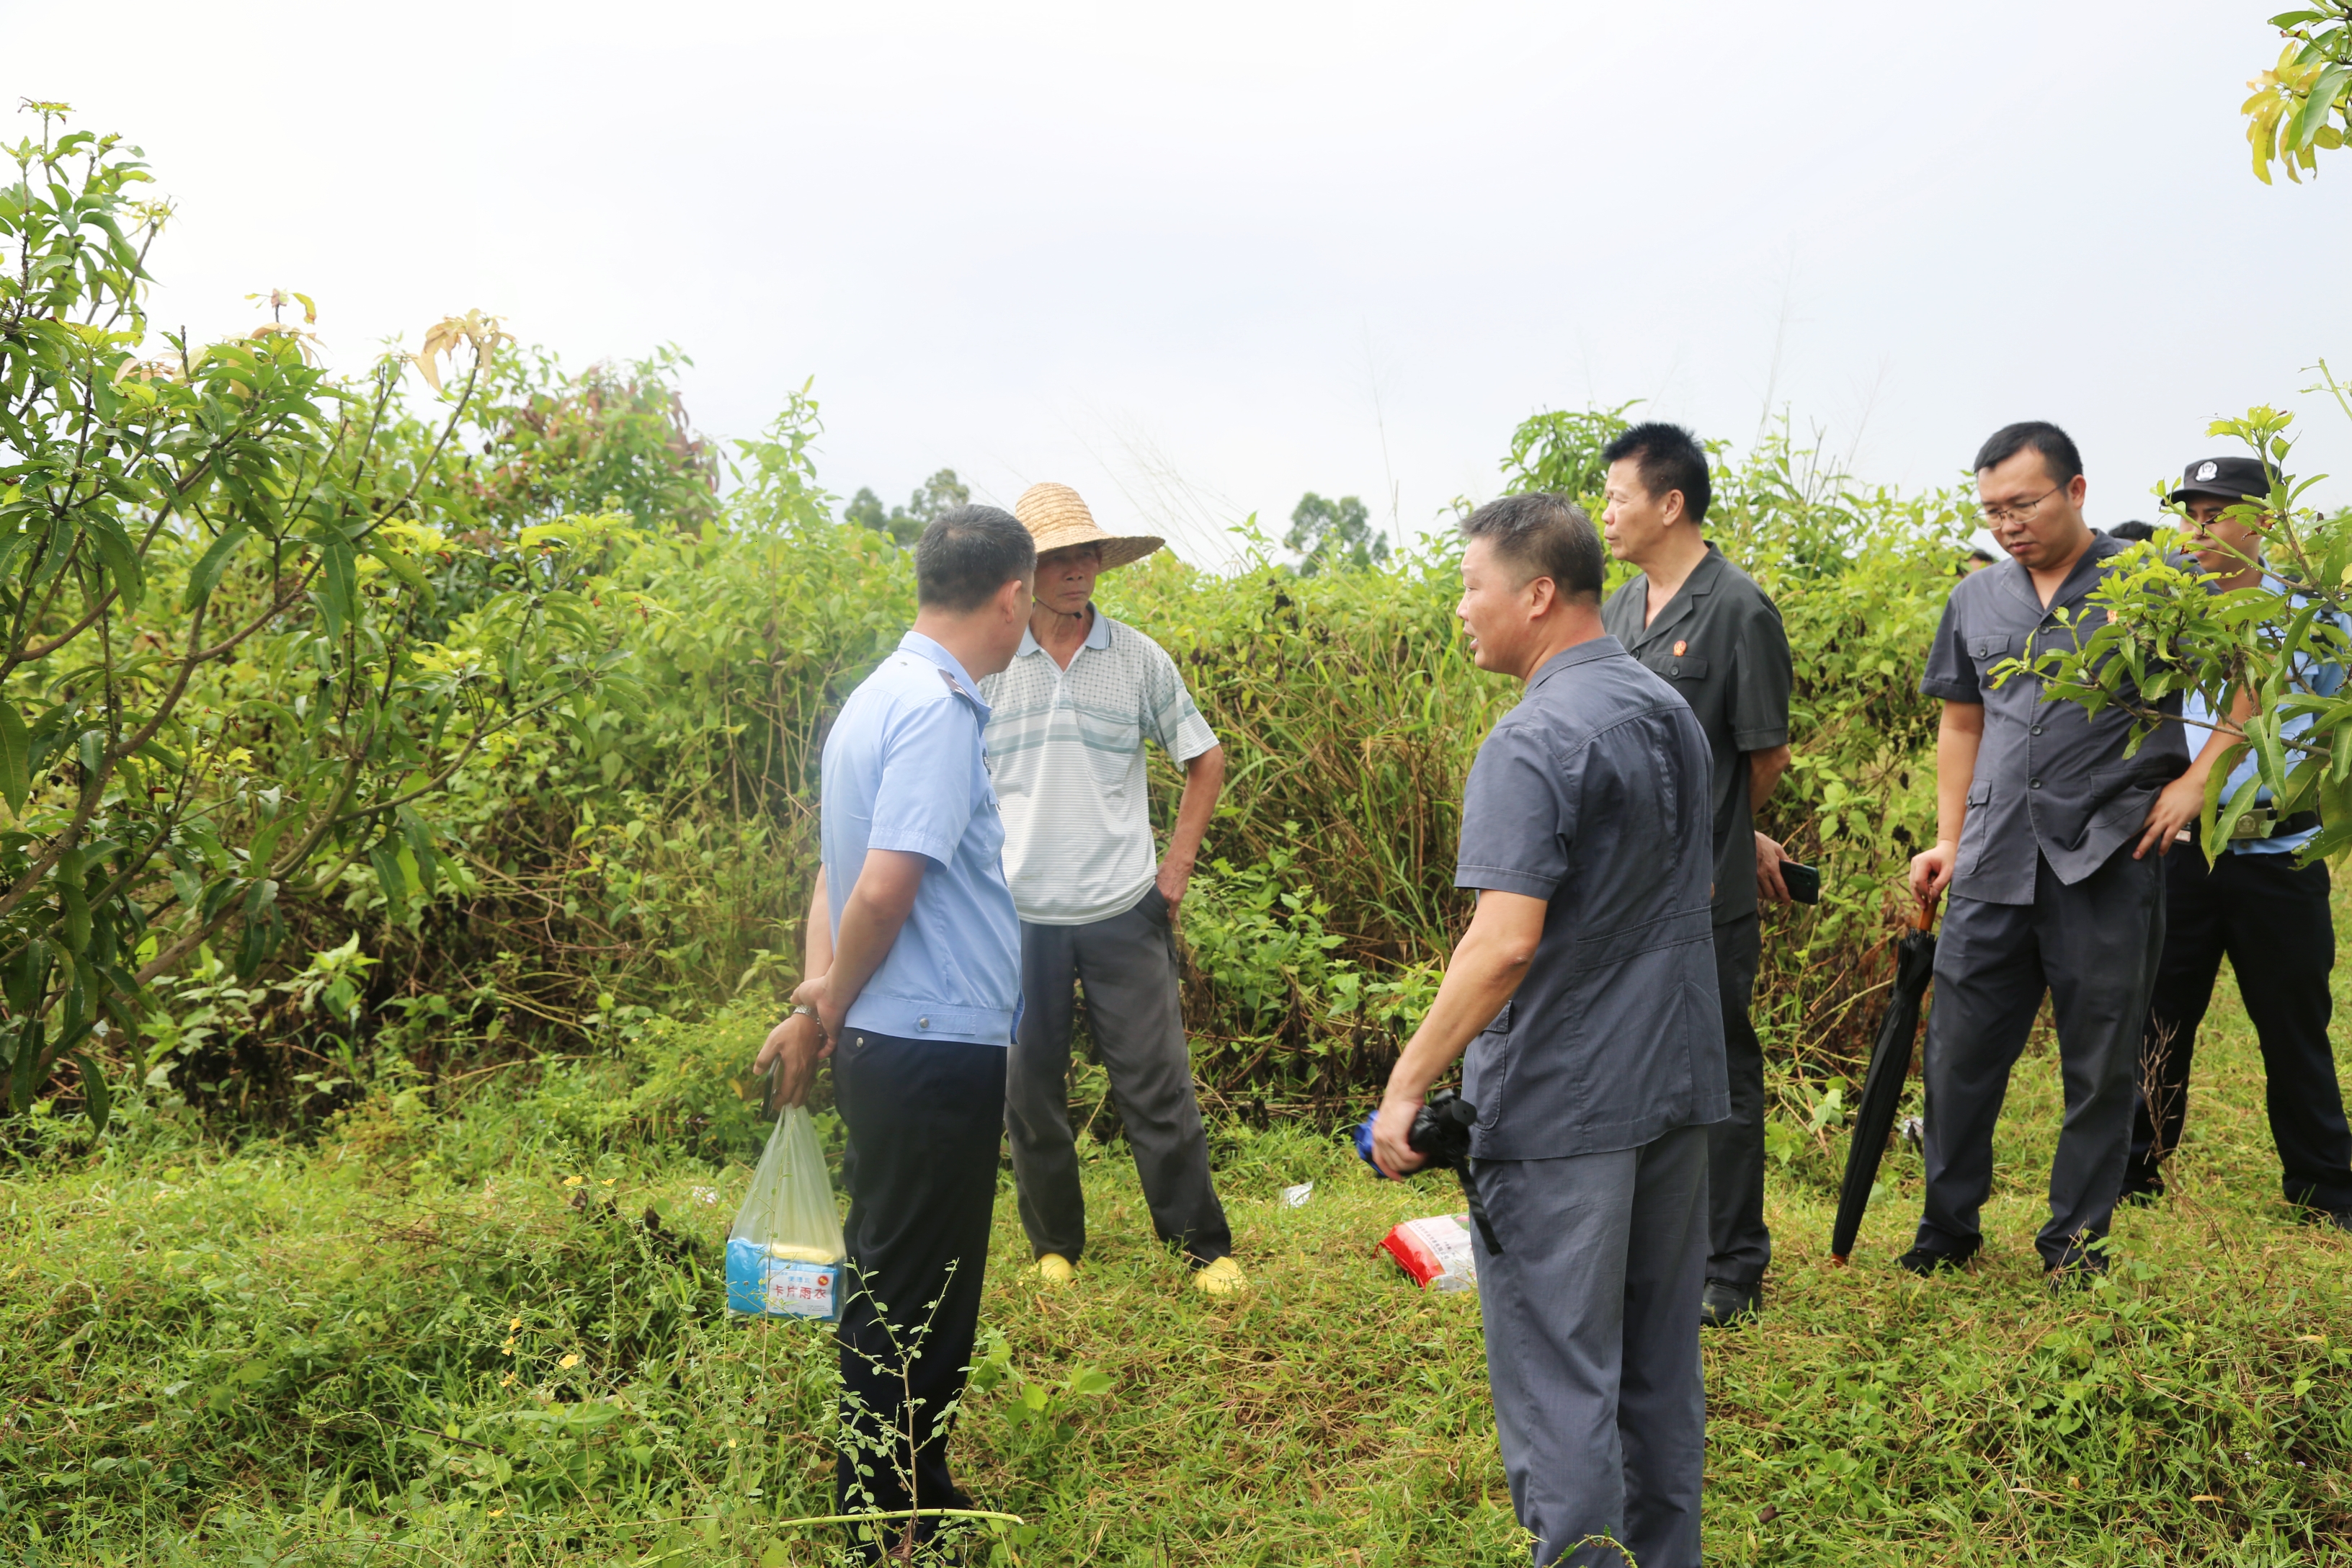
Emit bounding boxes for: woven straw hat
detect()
[1012,483,1164,571]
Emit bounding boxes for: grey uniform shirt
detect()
[1600,544,1794,927]
[1456,636,1730,1162]
[1920,534,2189,904]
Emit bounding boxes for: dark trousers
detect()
[1706,915,1768,1290]
[1005,886,1231,1265]
[1915,846,2162,1270]
[1473,1125,1710,1568]
[832,1030,1007,1552]
[2125,849,2352,1212]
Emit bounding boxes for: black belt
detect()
[2281,810,2321,835]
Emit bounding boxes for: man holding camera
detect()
[1598,420,1794,1329]
[752,505,1035,1560]
[1373,493,1725,1568]
[1905,422,2188,1284]
[2122,455,2352,1225]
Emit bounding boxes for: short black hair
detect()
[1973,421,2081,486]
[1600,421,1711,525]
[1459,494,1604,605]
[2106,520,2157,542]
[915,504,1035,612]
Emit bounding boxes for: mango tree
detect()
[0,105,640,1128]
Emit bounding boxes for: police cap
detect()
[2168,455,2271,506]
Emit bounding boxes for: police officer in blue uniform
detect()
[2123,455,2352,1226]
[1905,423,2190,1283]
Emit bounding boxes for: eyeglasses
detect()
[1980,483,2065,526]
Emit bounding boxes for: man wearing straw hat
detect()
[981,481,1243,1296]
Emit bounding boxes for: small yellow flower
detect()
[601,1177,615,1187]
[559,1353,579,1369]
[563,1175,583,1188]
[502,1341,515,1355]
[499,1372,515,1388]
[727,1437,739,1449]
[509,1316,521,1331]
[488,1507,505,1518]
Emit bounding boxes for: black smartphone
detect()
[1781,860,1821,905]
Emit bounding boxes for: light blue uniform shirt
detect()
[2186,574,2346,857]
[820,631,1022,1044]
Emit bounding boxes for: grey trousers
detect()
[1708,915,1769,1290]
[1915,846,2164,1270]
[1471,1123,1711,1568]
[1004,886,1232,1265]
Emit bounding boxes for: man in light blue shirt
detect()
[752,504,1034,1560]
[2121,456,2352,1227]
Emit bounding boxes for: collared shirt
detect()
[2184,572,2346,856]
[819,630,1023,1044]
[1600,543,1794,927]
[1454,636,1730,1161]
[1920,534,2189,904]
[979,607,1219,926]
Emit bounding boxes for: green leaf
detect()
[247,811,295,877]
[2294,65,2352,151]
[0,698,28,813]
[86,515,145,610]
[7,1018,43,1113]
[74,1050,110,1136]
[370,841,408,915]
[321,540,357,638]
[57,873,91,953]
[182,522,251,610]
[365,540,432,602]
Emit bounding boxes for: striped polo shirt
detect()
[979,608,1219,926]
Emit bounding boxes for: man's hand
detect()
[1755,831,1791,904]
[1370,1088,1428,1180]
[1909,839,1958,906]
[793,973,846,1046]
[1155,854,1193,915]
[2136,774,2204,860]
[754,1010,832,1110]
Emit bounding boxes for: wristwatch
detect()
[788,1003,820,1023]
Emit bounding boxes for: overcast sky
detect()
[10,1,2348,563]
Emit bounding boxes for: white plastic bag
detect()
[725,1106,847,1320]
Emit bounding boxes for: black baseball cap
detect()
[2168,455,2272,505]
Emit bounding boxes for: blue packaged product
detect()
[726,1106,847,1322]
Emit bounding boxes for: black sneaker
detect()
[1894,1237,1979,1276]
[1699,1278,1761,1328]
[2294,1205,2352,1233]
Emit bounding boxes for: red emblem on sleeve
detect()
[1672,640,1688,656]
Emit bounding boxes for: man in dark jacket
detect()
[1373,492,1725,1568]
[1905,422,2190,1284]
[1598,422,1794,1329]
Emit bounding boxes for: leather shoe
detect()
[1894,1237,1979,1276]
[1699,1278,1760,1328]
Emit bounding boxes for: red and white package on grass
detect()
[1381,1213,1479,1292]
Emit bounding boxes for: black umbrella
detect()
[1830,924,1938,1265]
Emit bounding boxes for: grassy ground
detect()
[8,929,2352,1566]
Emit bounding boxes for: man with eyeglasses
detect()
[1904,422,2190,1288]
[2121,455,2352,1229]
